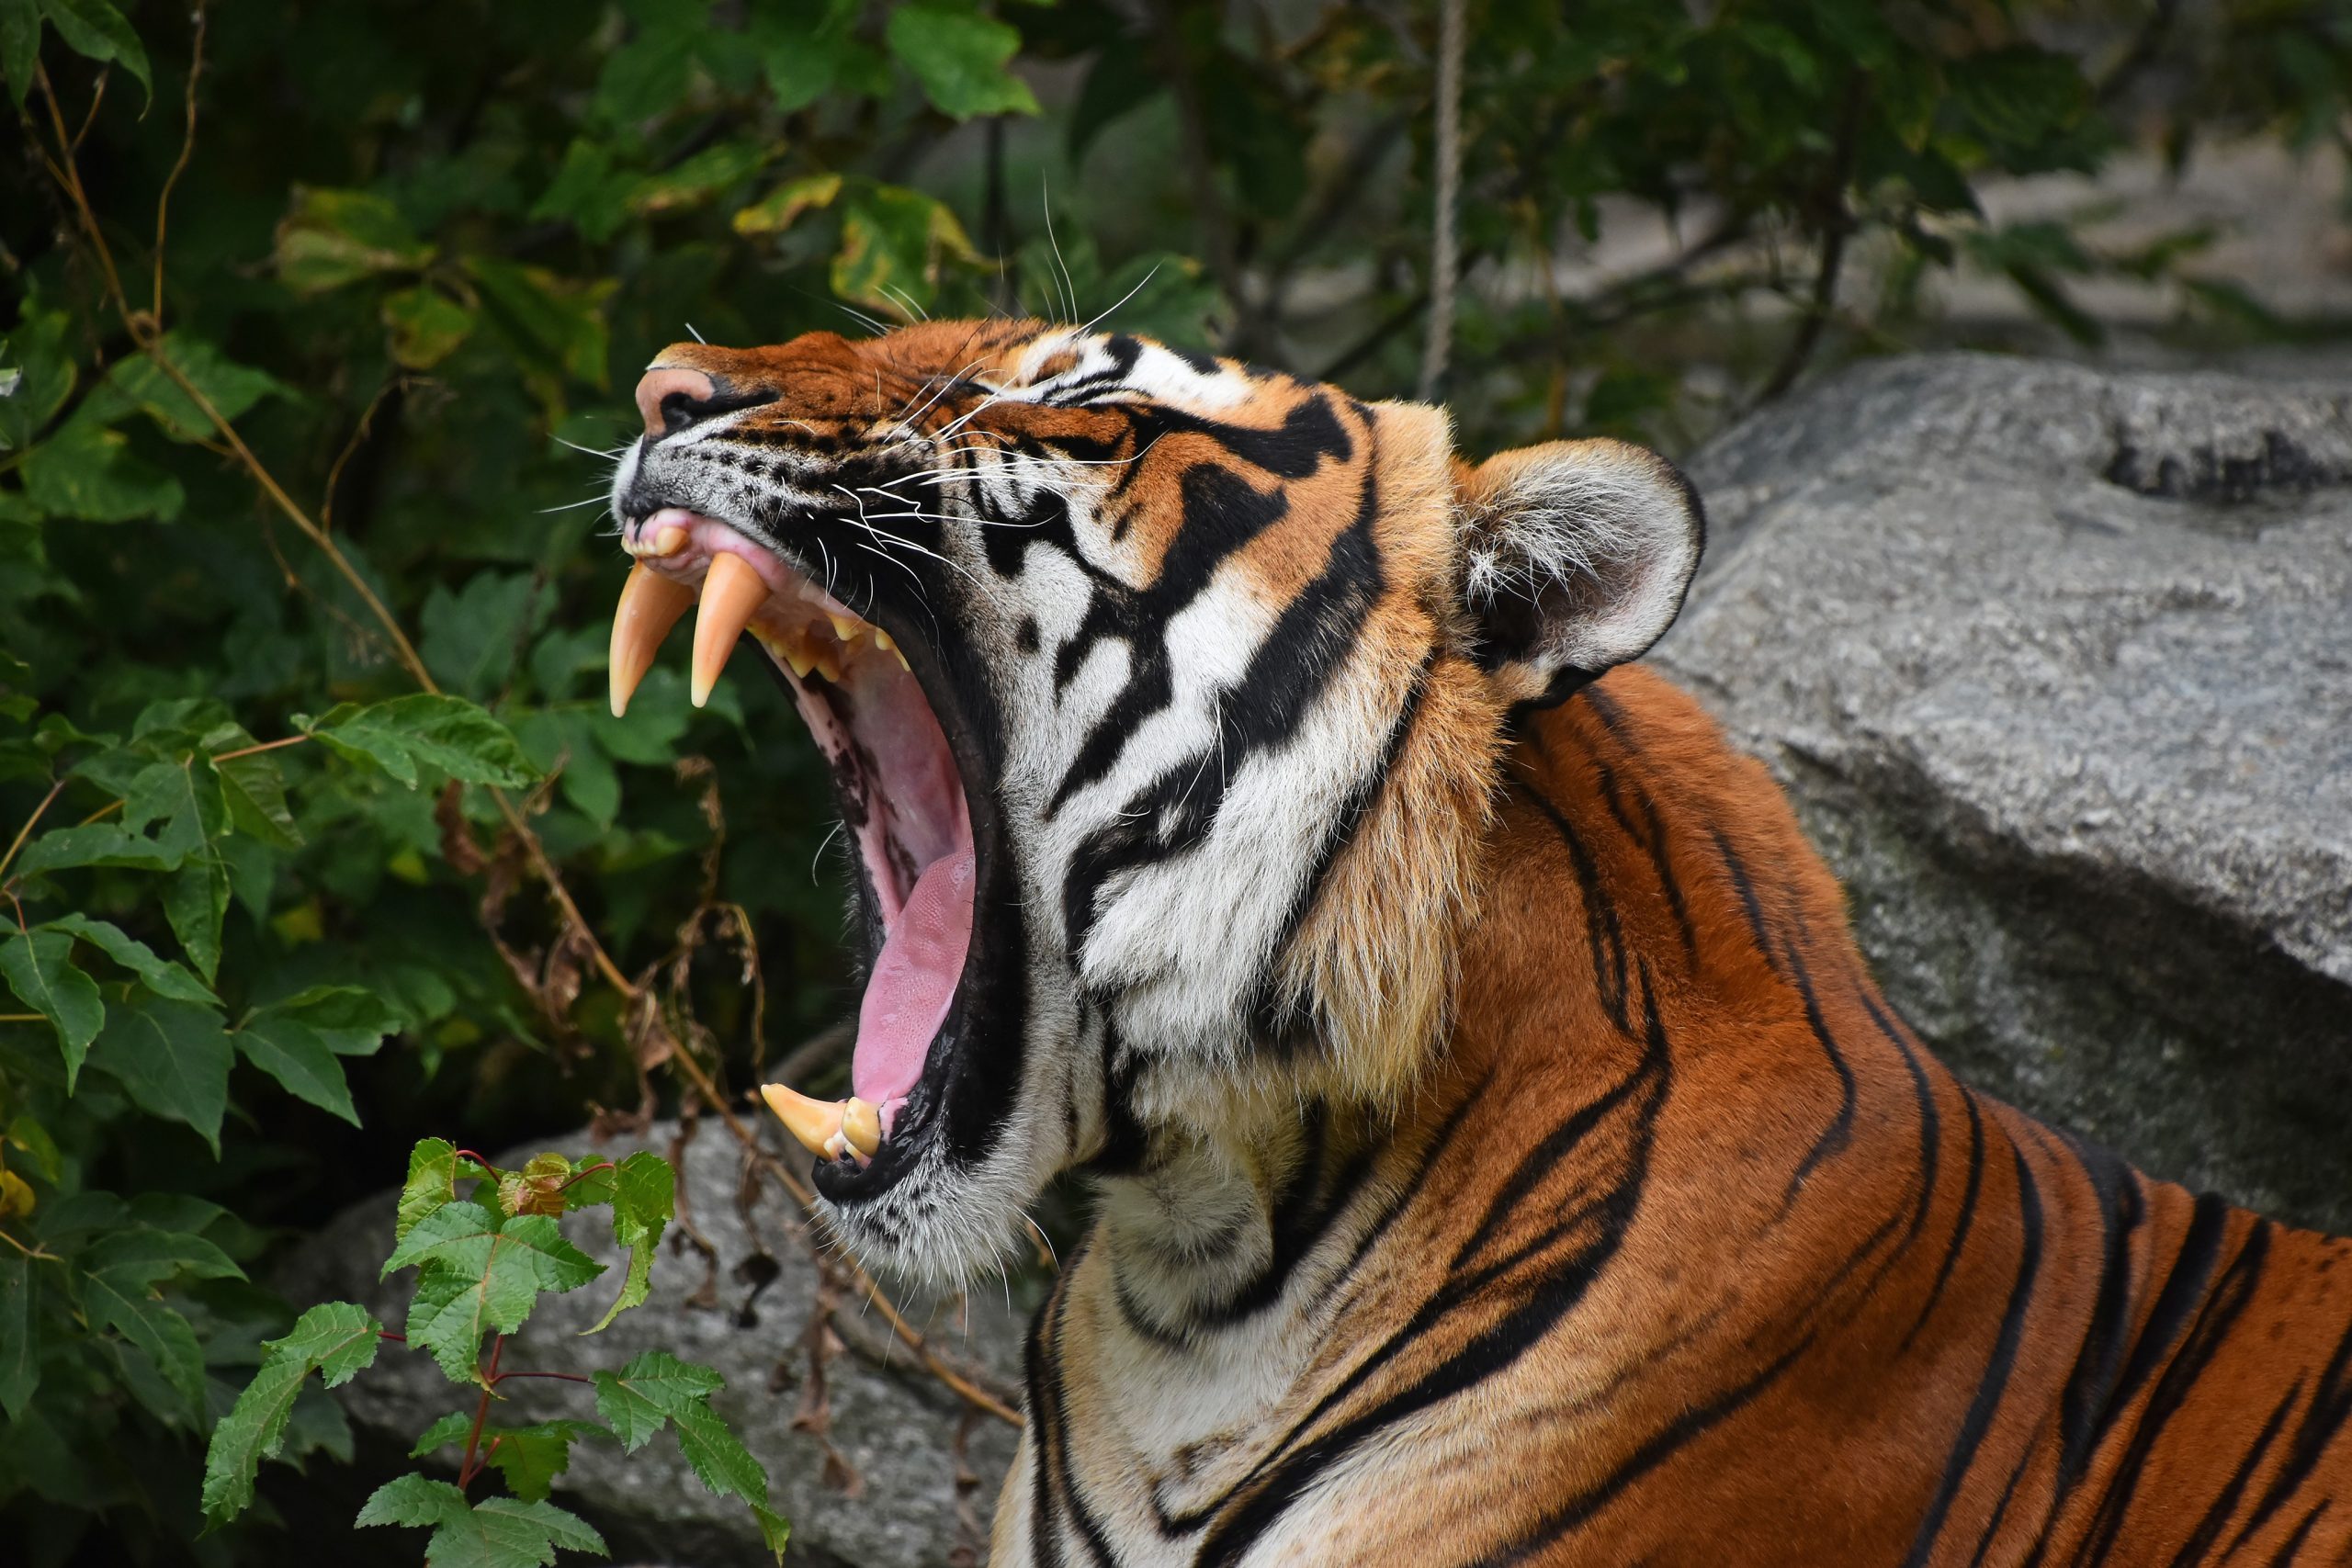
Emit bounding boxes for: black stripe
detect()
[2069,1216,2273,1566]
[1902,1141,2046,1568]
[2264,1499,2326,1564]
[1772,918,1859,1213]
[2091,1192,2233,1444]
[2169,1375,2304,1567]
[1476,1330,1821,1565]
[1250,652,1431,1046]
[1708,824,1783,977]
[2218,1309,2352,1561]
[1058,439,1385,953]
[1024,1249,1121,1567]
[1515,781,1634,1034]
[1176,979,1671,1559]
[1905,1088,1988,1353]
[2050,1131,2148,1498]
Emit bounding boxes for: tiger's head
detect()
[605,321,1703,1282]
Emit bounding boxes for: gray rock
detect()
[281,1118,1028,1568]
[1656,353,2352,1232]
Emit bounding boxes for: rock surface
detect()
[1656,353,2352,1232]
[282,1118,1028,1568]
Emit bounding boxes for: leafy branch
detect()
[201,1138,790,1568]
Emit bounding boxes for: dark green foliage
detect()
[202,1140,762,1568]
[0,0,2342,1562]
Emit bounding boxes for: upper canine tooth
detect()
[691,553,770,708]
[609,565,697,718]
[760,1083,845,1159]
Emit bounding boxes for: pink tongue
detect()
[853,850,976,1107]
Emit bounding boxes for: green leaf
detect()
[670,1398,766,1503]
[1,931,104,1084]
[589,1348,721,1451]
[628,140,774,220]
[213,747,303,849]
[81,333,288,443]
[88,991,232,1152]
[388,1205,603,1380]
[125,756,232,979]
[0,304,74,447]
[384,285,479,370]
[83,1224,244,1285]
[164,855,230,984]
[0,1255,36,1419]
[588,1348,781,1549]
[82,1269,204,1418]
[36,0,148,103]
[887,4,1038,119]
[298,694,537,789]
[40,915,215,1003]
[749,0,866,112]
[202,1303,385,1524]
[234,986,398,1122]
[530,139,637,244]
[584,1150,672,1334]
[275,187,435,292]
[464,256,614,391]
[233,1014,359,1122]
[382,1199,504,1277]
[280,1299,389,1386]
[11,821,183,876]
[356,1472,471,1529]
[831,184,983,319]
[484,1419,605,1504]
[359,1477,607,1568]
[421,571,553,699]
[17,420,186,523]
[408,1412,605,1505]
[398,1137,485,1241]
[409,1410,475,1458]
[0,0,37,111]
[732,172,844,239]
[403,1265,494,1382]
[750,1503,791,1558]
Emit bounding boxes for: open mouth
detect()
[606,505,976,1178]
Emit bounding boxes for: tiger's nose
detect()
[635,366,721,438]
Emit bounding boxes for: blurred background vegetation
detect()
[2,0,2347,1561]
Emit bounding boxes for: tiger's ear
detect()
[1456,437,1705,709]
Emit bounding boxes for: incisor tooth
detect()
[761,1083,844,1159]
[691,553,770,708]
[828,614,863,645]
[841,1098,881,1157]
[609,565,697,718]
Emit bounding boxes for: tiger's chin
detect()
[603,501,1040,1282]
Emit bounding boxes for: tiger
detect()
[600,318,2352,1565]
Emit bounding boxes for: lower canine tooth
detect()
[761,1083,846,1159]
[691,553,771,707]
[841,1098,881,1157]
[609,565,697,718]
